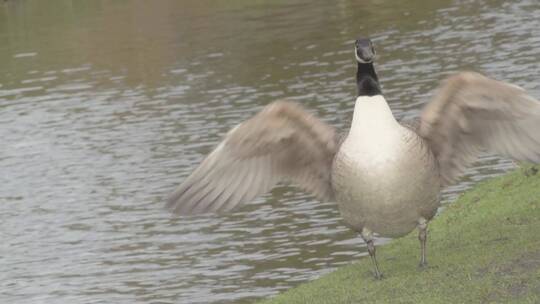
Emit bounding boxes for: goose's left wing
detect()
[419,71,540,186]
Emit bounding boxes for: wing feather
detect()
[167,100,340,215]
[419,71,540,186]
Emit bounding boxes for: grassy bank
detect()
[259,166,540,304]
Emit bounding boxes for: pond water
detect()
[1,0,539,303]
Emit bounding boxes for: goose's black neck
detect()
[356,62,382,97]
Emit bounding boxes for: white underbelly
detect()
[332,128,440,237]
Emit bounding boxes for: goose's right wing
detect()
[166,100,340,215]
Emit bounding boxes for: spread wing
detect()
[419,71,540,186]
[166,100,340,215]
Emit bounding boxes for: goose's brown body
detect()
[332,96,439,237]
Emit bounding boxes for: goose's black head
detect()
[354,37,381,97]
[355,38,376,64]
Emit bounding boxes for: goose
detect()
[166,38,540,279]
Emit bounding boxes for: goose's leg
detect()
[418,217,428,268]
[361,228,383,279]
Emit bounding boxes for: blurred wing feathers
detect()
[419,72,540,186]
[167,100,340,215]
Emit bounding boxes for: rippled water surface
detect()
[1,0,539,303]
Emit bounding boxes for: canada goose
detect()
[166,38,540,279]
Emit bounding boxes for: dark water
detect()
[1,0,539,303]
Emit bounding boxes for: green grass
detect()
[259,166,540,304]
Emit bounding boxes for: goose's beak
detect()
[355,46,375,63]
